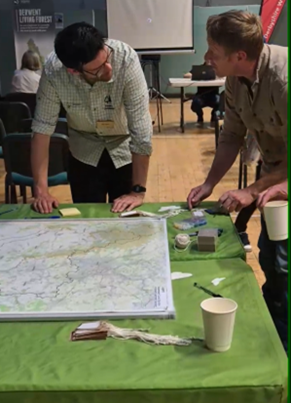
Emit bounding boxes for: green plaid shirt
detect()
[32,39,153,168]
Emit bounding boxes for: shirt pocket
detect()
[62,100,87,114]
[238,106,262,132]
[62,100,92,132]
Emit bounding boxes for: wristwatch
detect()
[132,185,146,193]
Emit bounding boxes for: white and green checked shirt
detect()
[32,39,153,168]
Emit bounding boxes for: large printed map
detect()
[0,219,174,320]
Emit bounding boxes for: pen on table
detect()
[193,282,223,298]
[24,216,61,219]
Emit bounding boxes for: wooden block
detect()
[198,229,218,252]
[59,208,81,217]
[198,228,218,244]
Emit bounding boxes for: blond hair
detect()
[207,10,264,60]
[21,50,41,71]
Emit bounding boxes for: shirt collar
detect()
[254,44,269,83]
[238,44,269,86]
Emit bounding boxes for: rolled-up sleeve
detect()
[31,71,61,136]
[219,77,247,148]
[123,51,153,156]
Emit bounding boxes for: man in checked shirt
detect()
[187,11,288,351]
[31,22,152,214]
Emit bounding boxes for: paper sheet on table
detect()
[171,272,193,280]
[211,277,226,286]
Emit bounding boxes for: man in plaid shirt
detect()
[31,22,152,214]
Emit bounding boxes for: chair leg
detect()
[10,184,17,204]
[31,186,34,198]
[238,153,243,190]
[214,120,219,149]
[22,187,27,204]
[5,183,10,204]
[255,160,262,181]
[243,165,248,188]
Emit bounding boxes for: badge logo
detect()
[104,95,114,110]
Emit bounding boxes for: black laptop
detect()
[191,64,216,81]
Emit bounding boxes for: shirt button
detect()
[270,118,274,122]
[253,113,257,117]
[239,108,242,112]
[265,149,270,153]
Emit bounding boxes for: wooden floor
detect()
[0,99,265,286]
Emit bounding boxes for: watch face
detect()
[132,185,146,193]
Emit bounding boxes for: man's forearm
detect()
[31,133,50,192]
[247,165,288,197]
[205,142,241,188]
[131,153,150,187]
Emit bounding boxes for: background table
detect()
[0,258,287,403]
[0,202,245,262]
[168,78,226,133]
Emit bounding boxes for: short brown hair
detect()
[21,50,41,71]
[207,10,264,60]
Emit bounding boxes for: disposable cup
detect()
[201,298,237,352]
[263,200,288,241]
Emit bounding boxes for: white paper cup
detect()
[263,201,288,241]
[201,298,238,352]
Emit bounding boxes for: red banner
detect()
[260,0,286,42]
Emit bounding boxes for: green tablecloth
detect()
[0,202,245,261]
[0,259,287,403]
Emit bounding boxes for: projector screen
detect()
[107,0,194,54]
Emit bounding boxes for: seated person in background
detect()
[184,62,220,123]
[11,50,41,93]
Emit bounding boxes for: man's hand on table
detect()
[219,188,257,213]
[187,183,213,209]
[32,188,59,214]
[111,192,145,213]
[257,181,288,208]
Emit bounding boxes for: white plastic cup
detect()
[201,298,238,352]
[263,200,288,241]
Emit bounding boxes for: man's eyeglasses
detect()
[81,45,114,78]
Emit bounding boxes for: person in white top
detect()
[11,50,41,93]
